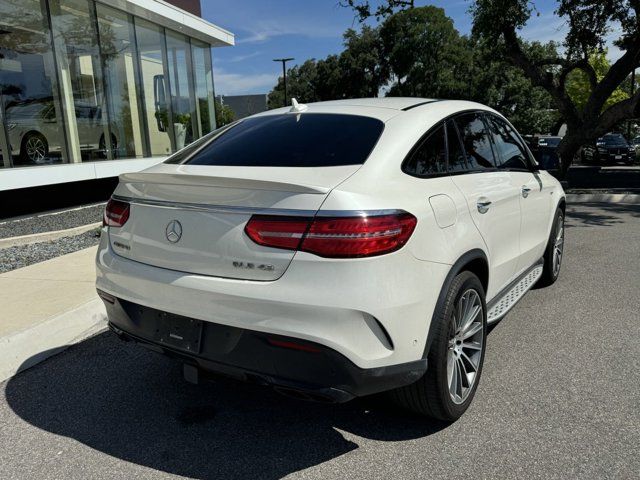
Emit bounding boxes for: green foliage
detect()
[215,100,235,127]
[380,6,471,98]
[174,113,191,126]
[565,51,630,113]
[347,0,640,176]
[268,5,558,134]
[339,0,415,22]
[465,39,560,134]
[471,0,533,40]
[198,99,212,134]
[268,25,384,107]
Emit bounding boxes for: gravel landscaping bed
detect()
[0,203,105,239]
[0,230,101,273]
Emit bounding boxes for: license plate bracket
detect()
[155,312,203,354]
[615,155,622,159]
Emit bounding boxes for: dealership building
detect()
[0,0,233,194]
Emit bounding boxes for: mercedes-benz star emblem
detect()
[165,220,183,243]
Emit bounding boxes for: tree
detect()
[340,0,415,21]
[345,0,640,177]
[565,51,630,113]
[214,100,235,127]
[472,0,640,176]
[268,26,385,107]
[350,5,558,133]
[268,59,324,108]
[339,26,387,97]
[379,6,471,98]
[465,38,560,134]
[269,3,558,136]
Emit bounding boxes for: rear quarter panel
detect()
[320,101,491,267]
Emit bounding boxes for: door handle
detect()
[477,198,492,214]
[522,186,532,198]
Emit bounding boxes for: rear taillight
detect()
[244,212,417,258]
[103,198,130,227]
[244,215,312,250]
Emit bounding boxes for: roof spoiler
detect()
[119,171,330,195]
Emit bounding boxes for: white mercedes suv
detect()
[96,98,565,420]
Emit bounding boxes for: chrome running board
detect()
[487,263,543,324]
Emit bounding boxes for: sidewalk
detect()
[0,246,106,382]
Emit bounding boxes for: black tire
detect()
[537,208,564,288]
[20,132,48,164]
[391,271,487,421]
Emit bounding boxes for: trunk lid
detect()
[108,163,358,280]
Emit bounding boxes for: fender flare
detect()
[423,248,488,358]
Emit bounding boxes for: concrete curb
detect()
[0,222,101,250]
[0,298,107,382]
[566,193,640,204]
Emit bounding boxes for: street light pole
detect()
[273,57,294,107]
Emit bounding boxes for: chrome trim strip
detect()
[316,209,405,217]
[112,195,404,218]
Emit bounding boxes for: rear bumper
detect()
[95,232,448,369]
[103,295,428,401]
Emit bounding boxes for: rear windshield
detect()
[174,113,384,167]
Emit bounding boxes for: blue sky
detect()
[202,1,569,96]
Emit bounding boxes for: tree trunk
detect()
[558,149,575,179]
[557,131,583,180]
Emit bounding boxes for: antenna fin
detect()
[289,98,307,112]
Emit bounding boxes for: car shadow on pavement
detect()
[5,333,448,479]
[566,202,640,228]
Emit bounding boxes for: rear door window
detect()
[454,112,498,170]
[485,114,530,170]
[403,124,447,176]
[181,113,384,167]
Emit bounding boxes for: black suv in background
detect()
[582,133,636,165]
[523,135,562,171]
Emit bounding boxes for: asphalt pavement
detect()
[1,202,638,480]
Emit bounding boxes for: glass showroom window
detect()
[191,39,216,135]
[165,29,197,151]
[135,18,172,156]
[0,0,67,167]
[49,0,111,162]
[96,3,145,159]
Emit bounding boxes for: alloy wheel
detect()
[26,136,46,163]
[447,289,484,404]
[552,215,564,277]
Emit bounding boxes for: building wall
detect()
[0,0,229,190]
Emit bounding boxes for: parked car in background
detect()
[97,98,566,421]
[522,135,562,172]
[582,133,635,165]
[537,136,562,149]
[534,136,562,171]
[4,97,117,165]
